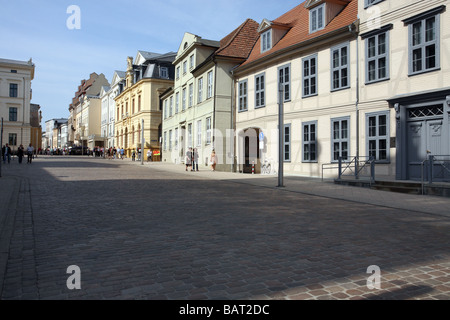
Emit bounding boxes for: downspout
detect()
[349,21,360,160]
[213,63,217,152]
[230,64,240,173]
[22,77,26,146]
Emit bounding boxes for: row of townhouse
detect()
[161,0,450,181]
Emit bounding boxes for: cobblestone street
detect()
[0,156,449,300]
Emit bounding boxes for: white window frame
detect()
[303,121,318,163]
[198,78,203,103]
[366,111,390,163]
[207,71,213,99]
[363,28,390,84]
[284,124,291,162]
[197,120,202,147]
[310,3,325,33]
[331,117,350,162]
[255,73,265,109]
[206,117,212,145]
[188,123,193,148]
[302,54,318,98]
[182,88,186,111]
[331,42,350,91]
[407,11,441,75]
[189,83,194,108]
[175,92,179,114]
[261,29,272,53]
[278,64,291,102]
[239,80,248,112]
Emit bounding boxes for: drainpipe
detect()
[23,77,26,146]
[230,64,240,173]
[349,21,360,161]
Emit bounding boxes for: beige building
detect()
[68,73,109,148]
[115,51,176,159]
[358,0,450,181]
[0,58,35,152]
[234,0,359,175]
[162,20,259,171]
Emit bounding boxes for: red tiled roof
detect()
[240,0,357,68]
[215,18,260,60]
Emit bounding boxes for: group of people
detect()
[185,148,217,172]
[106,147,125,160]
[2,143,35,164]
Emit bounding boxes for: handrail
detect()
[323,156,376,183]
[420,154,450,194]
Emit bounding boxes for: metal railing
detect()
[421,155,450,194]
[322,156,376,183]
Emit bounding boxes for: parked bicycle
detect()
[261,158,276,175]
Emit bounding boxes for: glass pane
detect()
[311,58,316,75]
[304,145,310,161]
[333,71,340,89]
[378,57,386,79]
[304,60,310,76]
[342,120,348,139]
[341,47,348,66]
[312,11,317,31]
[426,17,436,42]
[413,22,422,46]
[369,117,376,137]
[368,60,376,81]
[413,49,422,72]
[304,126,309,142]
[334,122,340,140]
[378,33,386,54]
[310,144,316,161]
[379,115,387,136]
[341,68,348,87]
[333,50,339,68]
[379,140,387,160]
[304,79,310,96]
[285,127,290,142]
[318,7,323,29]
[342,142,348,160]
[256,78,260,91]
[256,93,260,107]
[426,45,436,69]
[311,78,316,95]
[369,140,377,158]
[285,67,289,83]
[368,37,376,58]
[310,124,316,141]
[334,143,340,161]
[260,76,264,90]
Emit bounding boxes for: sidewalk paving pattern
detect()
[0,156,449,300]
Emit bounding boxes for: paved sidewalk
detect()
[0,156,449,300]
[128,160,450,218]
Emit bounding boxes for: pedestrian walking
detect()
[27,143,34,164]
[2,144,12,164]
[210,150,217,171]
[185,148,193,171]
[147,149,152,162]
[17,144,25,164]
[120,148,125,160]
[132,149,136,162]
[193,148,199,172]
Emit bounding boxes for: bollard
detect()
[252,161,255,175]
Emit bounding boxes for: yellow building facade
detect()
[115,52,176,160]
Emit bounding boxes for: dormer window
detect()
[261,29,272,53]
[310,3,325,33]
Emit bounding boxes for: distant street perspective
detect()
[0,156,449,300]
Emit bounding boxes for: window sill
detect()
[408,67,441,78]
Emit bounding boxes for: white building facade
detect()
[101,71,125,149]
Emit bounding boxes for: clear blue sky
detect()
[0,0,301,128]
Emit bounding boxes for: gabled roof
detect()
[239,0,357,69]
[215,18,260,60]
